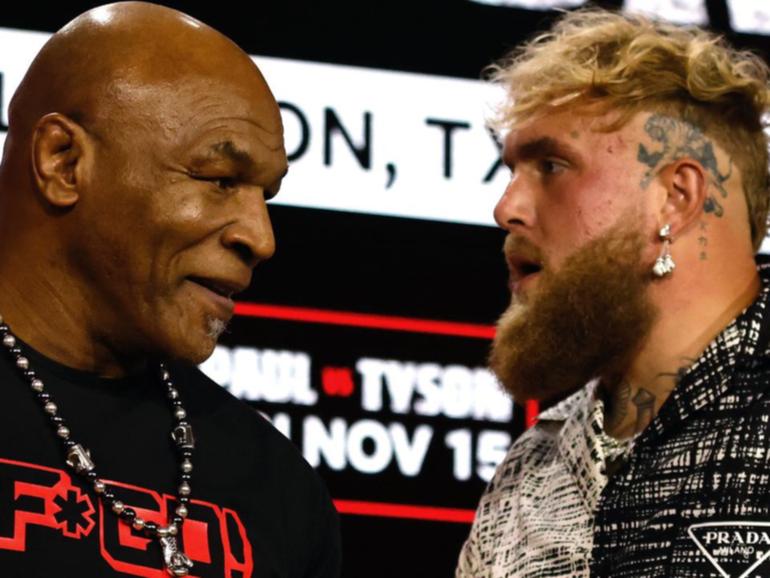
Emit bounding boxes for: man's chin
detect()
[159,317,228,364]
[490,223,657,403]
[489,304,555,402]
[510,273,542,303]
[188,316,228,362]
[173,339,218,365]
[205,316,228,341]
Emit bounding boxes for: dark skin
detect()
[0,2,288,377]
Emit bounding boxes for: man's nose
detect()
[221,188,276,268]
[493,174,536,232]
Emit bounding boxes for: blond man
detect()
[457,9,770,578]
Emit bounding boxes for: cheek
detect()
[142,186,225,289]
[155,179,215,228]
[544,176,614,242]
[573,165,643,237]
[143,186,211,256]
[575,197,618,238]
[171,195,207,223]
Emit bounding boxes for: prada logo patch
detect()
[688,522,770,578]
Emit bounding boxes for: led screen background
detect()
[0,2,768,577]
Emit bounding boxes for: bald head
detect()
[0,2,287,373]
[6,3,275,152]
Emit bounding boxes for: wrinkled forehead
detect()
[96,72,282,137]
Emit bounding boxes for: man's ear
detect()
[657,158,709,237]
[31,113,90,208]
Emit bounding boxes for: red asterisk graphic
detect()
[53,486,95,539]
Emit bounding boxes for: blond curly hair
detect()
[490,9,770,249]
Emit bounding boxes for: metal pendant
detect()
[65,444,95,473]
[171,423,195,449]
[159,535,193,577]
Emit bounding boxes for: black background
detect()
[1,2,768,577]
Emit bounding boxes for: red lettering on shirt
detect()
[0,458,253,577]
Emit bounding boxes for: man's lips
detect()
[503,235,545,295]
[505,251,545,294]
[506,255,543,279]
[509,269,541,294]
[187,276,248,297]
[186,276,248,313]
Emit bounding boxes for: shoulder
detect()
[483,386,591,499]
[458,393,590,576]
[484,419,561,500]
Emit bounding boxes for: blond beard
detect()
[489,222,658,403]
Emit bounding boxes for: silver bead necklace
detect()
[0,316,195,577]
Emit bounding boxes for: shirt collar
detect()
[640,262,770,446]
[541,380,632,510]
[535,263,770,494]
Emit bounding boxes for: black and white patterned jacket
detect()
[457,265,770,578]
[593,267,770,577]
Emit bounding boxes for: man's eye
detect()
[195,175,238,190]
[213,177,237,189]
[540,159,567,175]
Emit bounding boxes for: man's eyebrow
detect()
[193,140,288,195]
[208,140,256,170]
[505,136,580,165]
[203,140,287,177]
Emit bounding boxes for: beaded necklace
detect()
[0,316,195,576]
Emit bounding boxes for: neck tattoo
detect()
[0,316,195,576]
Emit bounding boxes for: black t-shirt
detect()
[0,340,341,578]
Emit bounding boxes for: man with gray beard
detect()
[0,3,340,576]
[457,8,770,578]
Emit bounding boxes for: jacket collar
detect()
[639,263,770,448]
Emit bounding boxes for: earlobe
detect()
[659,159,708,238]
[31,113,86,208]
